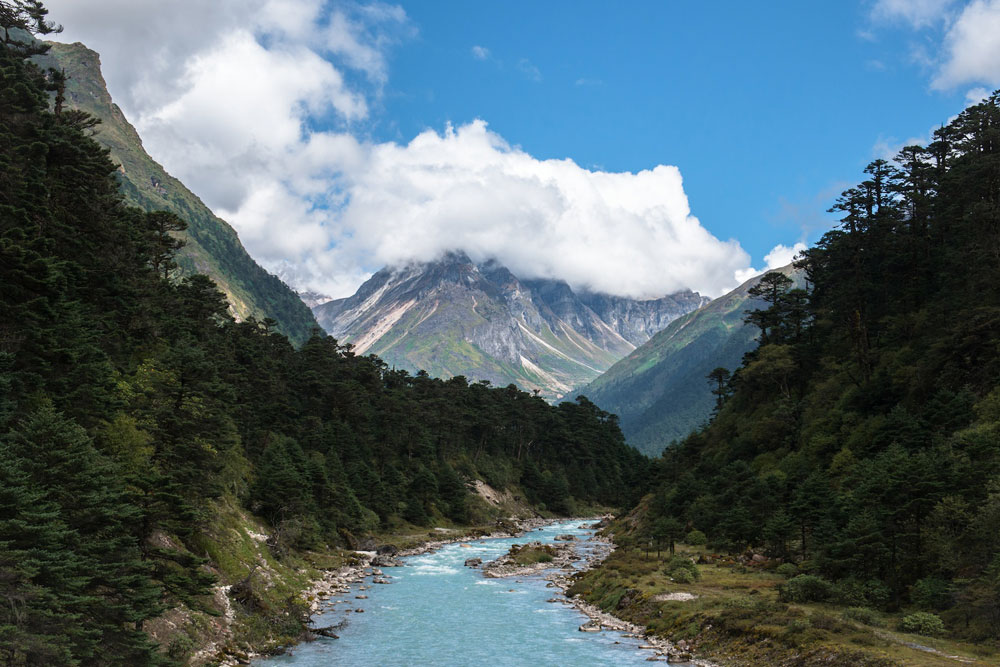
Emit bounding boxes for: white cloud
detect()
[965,86,992,103]
[44,0,758,301]
[471,45,490,60]
[764,242,807,268]
[279,120,751,299]
[873,130,936,160]
[872,0,958,28]
[733,242,806,285]
[933,0,1000,88]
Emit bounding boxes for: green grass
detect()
[509,543,558,566]
[568,543,998,666]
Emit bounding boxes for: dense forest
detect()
[0,6,648,664]
[641,90,1000,639]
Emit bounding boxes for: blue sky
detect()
[370,1,981,261]
[47,0,1000,298]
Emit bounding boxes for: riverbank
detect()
[210,516,565,665]
[546,530,719,666]
[565,540,998,667]
[471,521,719,665]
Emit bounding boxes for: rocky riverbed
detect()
[250,518,719,667]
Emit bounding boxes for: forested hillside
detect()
[0,11,647,664]
[575,264,803,456]
[30,41,319,345]
[638,91,1000,640]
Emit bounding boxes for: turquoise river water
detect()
[255,520,676,666]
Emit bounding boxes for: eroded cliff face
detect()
[313,252,706,399]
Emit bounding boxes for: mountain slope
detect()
[577,264,803,456]
[34,41,318,344]
[314,252,707,398]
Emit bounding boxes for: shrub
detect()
[685,529,707,546]
[775,563,799,579]
[833,578,890,609]
[672,568,695,584]
[842,607,885,627]
[779,575,833,603]
[665,555,701,582]
[900,612,945,636]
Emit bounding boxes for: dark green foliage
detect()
[642,90,1000,641]
[664,555,700,582]
[842,607,885,627]
[900,612,946,636]
[780,575,834,603]
[0,13,647,661]
[577,265,806,456]
[1,405,165,665]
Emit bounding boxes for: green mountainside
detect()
[577,264,804,456]
[32,41,318,345]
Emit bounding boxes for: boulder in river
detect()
[372,554,401,567]
[464,558,483,568]
[554,534,578,541]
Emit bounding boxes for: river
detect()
[255,519,674,666]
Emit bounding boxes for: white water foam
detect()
[410,564,459,576]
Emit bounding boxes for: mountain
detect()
[33,42,318,344]
[313,252,707,398]
[576,264,804,456]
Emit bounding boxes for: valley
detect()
[2,3,1000,667]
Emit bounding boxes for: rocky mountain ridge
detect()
[313,252,707,398]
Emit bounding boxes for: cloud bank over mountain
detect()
[46,0,767,299]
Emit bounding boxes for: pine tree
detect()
[2,404,165,664]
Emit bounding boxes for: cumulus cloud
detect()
[45,0,409,114]
[965,86,992,103]
[933,0,1000,88]
[298,121,750,298]
[44,0,761,300]
[733,243,806,285]
[471,45,490,60]
[869,0,1000,91]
